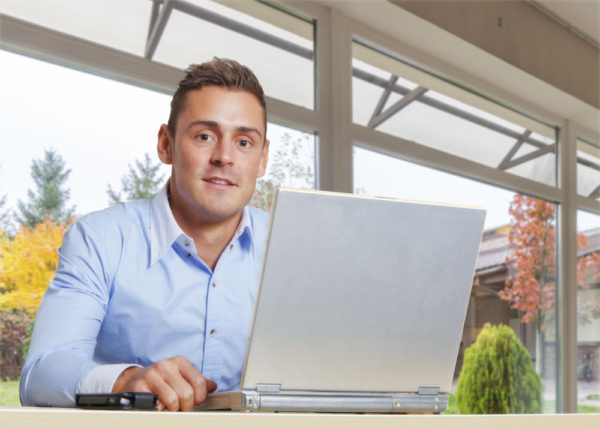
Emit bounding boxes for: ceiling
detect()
[534,0,600,46]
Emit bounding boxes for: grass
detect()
[0,380,21,407]
[445,394,600,414]
[444,394,457,415]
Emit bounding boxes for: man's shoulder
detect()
[77,199,151,237]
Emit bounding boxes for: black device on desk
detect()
[76,392,158,410]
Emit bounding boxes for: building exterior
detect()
[455,225,600,383]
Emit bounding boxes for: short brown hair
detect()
[168,57,267,138]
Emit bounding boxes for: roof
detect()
[474,225,600,273]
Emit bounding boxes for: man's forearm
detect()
[21,351,100,407]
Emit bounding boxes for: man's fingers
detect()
[146,369,181,412]
[174,356,216,405]
[206,379,217,393]
[162,369,195,411]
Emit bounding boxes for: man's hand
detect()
[112,356,217,411]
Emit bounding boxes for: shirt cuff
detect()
[80,364,142,394]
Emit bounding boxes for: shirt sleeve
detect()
[20,219,115,407]
[80,364,142,394]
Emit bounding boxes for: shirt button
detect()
[184,241,189,247]
[187,253,191,257]
[229,244,234,251]
[212,281,217,287]
[210,329,216,337]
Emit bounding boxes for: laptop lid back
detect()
[240,189,486,393]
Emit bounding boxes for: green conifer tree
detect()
[107,153,165,205]
[0,194,14,234]
[455,323,543,414]
[16,149,76,228]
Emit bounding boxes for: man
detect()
[20,58,270,412]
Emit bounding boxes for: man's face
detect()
[158,86,269,222]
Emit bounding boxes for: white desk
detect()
[1,407,599,429]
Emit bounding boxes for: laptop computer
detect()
[196,188,486,413]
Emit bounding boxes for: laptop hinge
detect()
[256,383,281,393]
[418,386,440,395]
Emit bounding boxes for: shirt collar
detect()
[149,180,256,266]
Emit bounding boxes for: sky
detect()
[1,49,598,233]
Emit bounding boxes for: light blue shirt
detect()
[20,182,270,407]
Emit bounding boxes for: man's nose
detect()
[210,140,234,165]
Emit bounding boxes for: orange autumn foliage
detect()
[0,219,69,314]
[500,194,600,326]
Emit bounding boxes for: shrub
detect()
[455,323,542,414]
[0,311,32,380]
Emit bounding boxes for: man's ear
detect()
[257,139,270,179]
[157,124,174,165]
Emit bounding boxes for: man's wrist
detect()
[112,365,144,392]
[80,364,142,394]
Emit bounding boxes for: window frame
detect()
[1,0,599,413]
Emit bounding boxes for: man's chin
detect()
[194,199,247,223]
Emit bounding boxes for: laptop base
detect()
[195,390,448,414]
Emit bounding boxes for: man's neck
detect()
[168,184,243,271]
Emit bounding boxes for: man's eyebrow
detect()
[237,126,263,140]
[186,121,263,139]
[187,120,219,131]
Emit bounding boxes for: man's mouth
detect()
[204,177,235,186]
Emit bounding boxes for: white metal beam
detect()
[351,122,563,204]
[577,195,600,214]
[368,86,427,130]
[557,121,579,413]
[145,0,175,59]
[587,185,600,200]
[0,14,183,94]
[329,9,353,193]
[367,75,398,128]
[497,130,532,170]
[500,143,556,171]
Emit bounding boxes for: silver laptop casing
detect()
[197,188,486,413]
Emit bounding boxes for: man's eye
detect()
[198,134,211,141]
[239,140,251,148]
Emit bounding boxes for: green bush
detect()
[21,318,35,360]
[455,323,542,414]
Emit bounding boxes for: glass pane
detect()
[0,50,317,401]
[577,210,600,413]
[0,50,172,221]
[249,124,316,211]
[1,0,316,110]
[154,0,315,110]
[0,0,151,56]
[352,41,558,187]
[354,146,558,413]
[577,137,600,200]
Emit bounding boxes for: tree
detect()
[0,311,32,380]
[0,194,14,236]
[107,153,165,205]
[499,194,600,374]
[249,133,314,211]
[16,149,76,228]
[455,323,542,414]
[0,219,69,314]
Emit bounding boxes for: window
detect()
[352,41,558,187]
[250,123,316,211]
[576,210,600,413]
[354,147,558,413]
[0,50,172,218]
[577,137,600,200]
[0,49,316,222]
[1,0,316,110]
